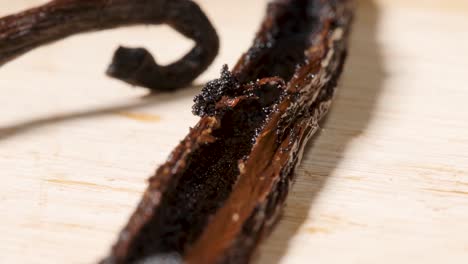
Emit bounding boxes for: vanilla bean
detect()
[0,0,219,91]
[102,0,354,263]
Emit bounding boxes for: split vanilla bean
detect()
[0,0,219,91]
[1,0,354,263]
[102,0,354,263]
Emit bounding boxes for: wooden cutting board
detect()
[1,0,468,263]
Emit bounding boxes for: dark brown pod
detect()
[0,0,219,91]
[102,0,354,263]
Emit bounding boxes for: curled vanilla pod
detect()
[0,0,219,91]
[103,0,354,263]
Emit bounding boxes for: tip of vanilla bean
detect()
[106,46,156,83]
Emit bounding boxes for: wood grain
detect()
[1,0,468,263]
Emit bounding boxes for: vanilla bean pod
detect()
[0,0,219,91]
[102,0,354,263]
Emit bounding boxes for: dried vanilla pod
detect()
[103,0,354,263]
[0,0,354,263]
[0,0,219,91]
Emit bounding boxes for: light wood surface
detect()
[1,1,468,263]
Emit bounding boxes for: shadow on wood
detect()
[0,85,202,141]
